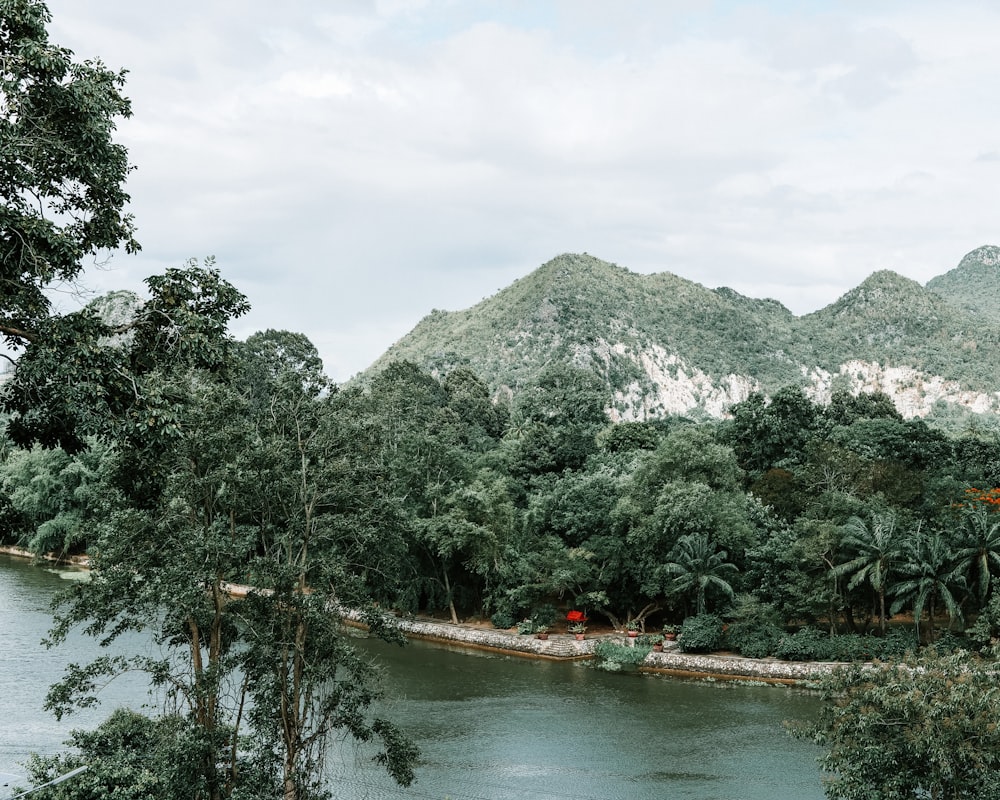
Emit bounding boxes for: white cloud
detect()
[40,0,1000,380]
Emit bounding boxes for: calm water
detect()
[0,555,825,799]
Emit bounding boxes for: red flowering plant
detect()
[566,609,587,634]
[964,488,1000,511]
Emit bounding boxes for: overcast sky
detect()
[44,0,1000,382]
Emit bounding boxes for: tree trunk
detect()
[444,570,459,625]
[879,588,887,636]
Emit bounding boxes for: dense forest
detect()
[7,346,1000,663]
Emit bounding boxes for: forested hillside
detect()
[369,247,1000,425]
[927,244,1000,324]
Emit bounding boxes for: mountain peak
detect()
[957,244,1000,269]
[821,270,926,317]
[927,244,1000,322]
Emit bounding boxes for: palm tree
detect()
[832,514,902,635]
[664,533,738,616]
[952,507,1000,607]
[890,527,966,642]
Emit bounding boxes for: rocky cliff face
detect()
[595,343,999,422]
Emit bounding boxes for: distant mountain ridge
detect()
[367,246,1000,424]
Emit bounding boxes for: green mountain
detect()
[367,249,1000,422]
[803,268,1000,390]
[926,245,1000,324]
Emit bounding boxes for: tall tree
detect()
[953,506,1000,607]
[46,355,418,800]
[0,0,138,345]
[663,533,738,616]
[512,363,607,476]
[890,528,965,641]
[235,340,417,799]
[832,513,902,635]
[0,2,248,453]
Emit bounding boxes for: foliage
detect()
[39,346,418,800]
[773,628,854,662]
[677,614,724,653]
[831,513,902,634]
[965,587,1000,652]
[593,639,651,667]
[490,609,516,630]
[0,5,251,456]
[798,650,1000,799]
[22,709,212,800]
[889,528,966,641]
[0,0,138,351]
[3,261,249,453]
[724,597,785,658]
[0,440,108,553]
[952,506,1000,605]
[663,533,738,616]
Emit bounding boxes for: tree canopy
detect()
[1,0,138,348]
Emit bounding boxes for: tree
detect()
[725,386,819,473]
[3,262,249,453]
[799,650,1000,799]
[0,2,248,453]
[236,335,418,799]
[44,373,264,800]
[832,513,902,635]
[663,533,738,616]
[512,363,607,475]
[953,506,1000,607]
[0,0,139,350]
[44,351,418,800]
[890,528,965,641]
[825,389,902,426]
[1,6,416,796]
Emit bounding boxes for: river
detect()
[0,554,826,799]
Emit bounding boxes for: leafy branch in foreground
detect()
[794,650,1000,799]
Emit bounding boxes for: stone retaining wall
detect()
[643,649,839,683]
[346,611,840,684]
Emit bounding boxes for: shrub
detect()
[774,629,894,662]
[490,610,516,630]
[593,640,651,666]
[927,630,971,654]
[530,604,558,630]
[678,614,724,653]
[725,619,785,659]
[775,627,835,661]
[967,591,1000,652]
[872,627,919,658]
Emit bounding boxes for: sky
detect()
[41,0,1000,382]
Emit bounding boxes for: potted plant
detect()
[662,624,679,642]
[535,625,550,641]
[626,620,640,638]
[636,633,665,651]
[569,622,586,640]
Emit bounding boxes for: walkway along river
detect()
[0,553,826,799]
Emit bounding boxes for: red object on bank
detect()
[566,610,587,622]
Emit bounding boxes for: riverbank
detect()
[347,611,840,686]
[0,547,836,686]
[0,545,89,567]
